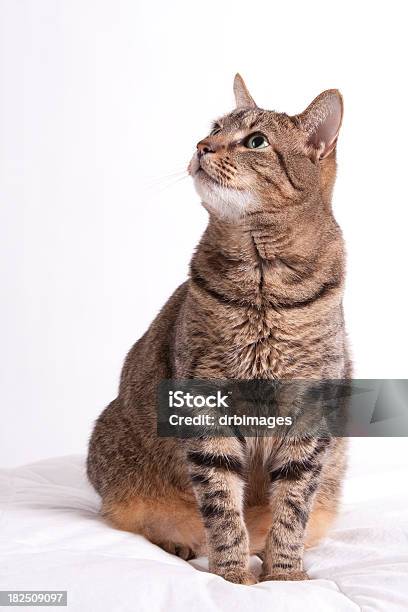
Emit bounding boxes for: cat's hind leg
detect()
[245,505,273,555]
[101,493,206,560]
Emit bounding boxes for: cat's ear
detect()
[233,74,257,109]
[296,90,343,160]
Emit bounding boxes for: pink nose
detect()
[196,139,215,158]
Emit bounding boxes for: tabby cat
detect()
[87,75,350,585]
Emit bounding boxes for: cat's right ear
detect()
[233,74,257,109]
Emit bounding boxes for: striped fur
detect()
[87,76,350,585]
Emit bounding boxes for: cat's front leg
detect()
[186,438,255,585]
[260,437,330,582]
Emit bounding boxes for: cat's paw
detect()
[220,568,257,585]
[260,570,309,582]
[158,541,196,561]
[174,545,196,561]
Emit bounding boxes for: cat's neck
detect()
[190,201,345,309]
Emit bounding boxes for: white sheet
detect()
[1,440,407,611]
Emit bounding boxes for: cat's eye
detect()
[210,123,222,136]
[245,133,269,149]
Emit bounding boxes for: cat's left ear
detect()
[296,90,343,160]
[233,74,257,109]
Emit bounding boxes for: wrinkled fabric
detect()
[1,440,407,611]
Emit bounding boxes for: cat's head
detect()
[189,74,343,221]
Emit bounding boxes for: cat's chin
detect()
[193,170,254,221]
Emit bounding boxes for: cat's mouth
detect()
[191,158,254,220]
[188,154,220,186]
[196,166,219,185]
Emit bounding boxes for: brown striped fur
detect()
[87,75,350,585]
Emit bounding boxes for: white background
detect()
[1,0,407,467]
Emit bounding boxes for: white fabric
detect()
[1,440,407,611]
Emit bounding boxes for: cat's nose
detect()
[197,139,215,159]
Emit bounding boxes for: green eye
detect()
[245,133,269,149]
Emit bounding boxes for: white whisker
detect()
[143,169,190,192]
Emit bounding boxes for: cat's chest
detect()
[182,297,342,379]
[218,307,291,379]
